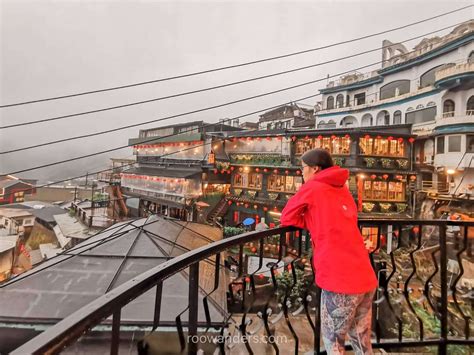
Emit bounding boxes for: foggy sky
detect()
[0,0,472,183]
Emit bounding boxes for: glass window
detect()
[354,92,366,105]
[448,136,461,152]
[443,100,455,117]
[336,94,344,108]
[362,180,405,201]
[268,175,303,193]
[380,80,410,100]
[467,96,474,115]
[467,135,474,153]
[393,111,402,124]
[326,96,334,110]
[405,106,437,124]
[359,137,404,157]
[436,136,445,154]
[248,173,262,188]
[420,64,454,88]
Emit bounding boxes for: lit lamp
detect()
[446,168,456,191]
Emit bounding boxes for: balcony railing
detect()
[11,219,474,355]
[435,61,474,84]
[421,181,450,194]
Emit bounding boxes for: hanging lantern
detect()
[304,135,310,140]
[227,170,231,174]
[387,136,393,141]
[239,167,243,172]
[331,135,337,140]
[266,137,272,141]
[263,206,268,211]
[273,169,279,174]
[370,174,377,180]
[291,136,297,141]
[296,170,301,175]
[220,170,225,174]
[232,137,237,142]
[317,135,323,139]
[412,226,420,234]
[230,166,235,171]
[244,203,249,208]
[364,134,371,139]
[344,134,350,139]
[258,273,265,279]
[376,135,382,139]
[263,168,268,173]
[277,136,283,141]
[396,175,403,180]
[382,174,389,180]
[397,137,404,143]
[285,170,289,175]
[247,137,253,141]
[227,200,232,206]
[257,137,262,141]
[273,206,278,211]
[408,137,415,143]
[253,204,258,209]
[410,175,417,181]
[255,168,260,172]
[213,169,218,174]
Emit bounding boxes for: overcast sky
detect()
[0,0,472,183]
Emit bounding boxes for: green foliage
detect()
[223,226,246,238]
[275,269,311,305]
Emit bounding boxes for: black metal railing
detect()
[11,219,474,354]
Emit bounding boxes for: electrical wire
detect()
[0,21,466,131]
[0,5,470,109]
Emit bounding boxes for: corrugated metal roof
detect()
[123,166,201,178]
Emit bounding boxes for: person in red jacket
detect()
[280,148,377,355]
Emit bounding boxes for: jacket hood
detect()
[312,166,349,187]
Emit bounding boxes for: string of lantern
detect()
[120,173,184,183]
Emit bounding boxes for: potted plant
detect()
[396,159,409,169]
[395,203,408,213]
[381,158,394,169]
[379,202,392,213]
[364,157,377,168]
[362,202,376,213]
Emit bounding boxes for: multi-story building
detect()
[122,121,241,221]
[223,125,416,228]
[257,103,315,130]
[0,175,36,205]
[313,20,474,216]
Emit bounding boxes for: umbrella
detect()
[242,217,255,226]
[195,201,210,208]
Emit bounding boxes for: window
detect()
[467,96,474,115]
[23,219,33,225]
[468,51,474,64]
[317,121,326,128]
[443,99,455,117]
[359,137,405,157]
[467,135,474,153]
[380,80,410,100]
[326,96,334,109]
[420,64,454,88]
[327,120,336,128]
[362,180,405,201]
[448,136,461,152]
[436,136,445,154]
[268,175,303,193]
[405,106,436,124]
[354,92,366,106]
[296,136,351,155]
[233,173,262,189]
[340,116,357,127]
[336,94,344,108]
[361,114,373,127]
[376,110,390,126]
[393,111,402,124]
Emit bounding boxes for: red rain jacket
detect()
[281,166,377,294]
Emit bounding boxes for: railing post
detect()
[153,282,163,331]
[111,309,121,355]
[188,262,199,354]
[439,223,448,355]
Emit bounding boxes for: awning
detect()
[123,167,201,179]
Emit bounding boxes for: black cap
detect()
[301,148,334,170]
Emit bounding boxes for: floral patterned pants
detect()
[321,289,376,355]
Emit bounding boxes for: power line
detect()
[0,21,465,131]
[0,5,471,109]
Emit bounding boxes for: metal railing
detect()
[421,181,450,194]
[11,219,474,354]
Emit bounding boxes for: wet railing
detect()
[11,219,474,354]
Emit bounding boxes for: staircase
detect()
[106,185,128,220]
[206,198,229,225]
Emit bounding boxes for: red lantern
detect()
[273,169,278,174]
[228,201,233,206]
[364,134,371,139]
[213,169,218,174]
[277,136,283,141]
[408,137,415,143]
[291,136,297,141]
[397,137,404,143]
[371,174,377,180]
[263,168,268,173]
[387,136,393,141]
[317,135,323,139]
[258,274,265,279]
[410,175,417,181]
[253,204,258,209]
[266,137,272,141]
[305,135,310,140]
[247,137,252,141]
[255,168,260,172]
[376,135,382,139]
[263,207,268,211]
[245,203,249,208]
[382,174,389,180]
[396,175,403,180]
[245,276,251,282]
[412,226,420,234]
[220,170,225,174]
[331,135,337,140]
[296,170,301,175]
[230,166,235,171]
[344,134,350,139]
[232,137,237,142]
[257,137,262,141]
[285,170,289,175]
